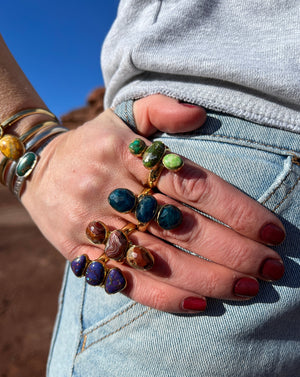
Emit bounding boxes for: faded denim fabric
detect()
[47,111,300,377]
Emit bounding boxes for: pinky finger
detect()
[69,248,206,313]
[122,270,207,314]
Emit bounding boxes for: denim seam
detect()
[160,133,300,156]
[211,134,300,155]
[46,263,69,376]
[272,175,300,212]
[125,100,130,125]
[261,164,293,207]
[83,302,138,337]
[153,0,163,23]
[70,280,86,377]
[79,307,152,354]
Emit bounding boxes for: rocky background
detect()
[0,88,105,377]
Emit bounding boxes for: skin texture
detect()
[0,34,285,313]
[22,110,285,312]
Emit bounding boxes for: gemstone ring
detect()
[85,220,155,271]
[108,187,183,231]
[70,254,127,294]
[129,138,184,188]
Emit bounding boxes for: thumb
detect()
[134,94,207,136]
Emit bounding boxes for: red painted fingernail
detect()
[261,258,285,281]
[234,278,259,298]
[182,297,207,312]
[260,223,285,245]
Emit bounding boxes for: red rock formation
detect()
[61,87,105,129]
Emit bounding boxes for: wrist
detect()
[1,109,59,137]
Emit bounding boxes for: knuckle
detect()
[222,244,254,272]
[144,287,170,311]
[60,241,83,260]
[170,165,212,205]
[157,213,201,245]
[226,202,257,233]
[199,270,220,297]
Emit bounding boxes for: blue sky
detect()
[1,0,119,116]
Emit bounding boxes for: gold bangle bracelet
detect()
[0,157,9,185]
[20,121,59,143]
[0,108,58,130]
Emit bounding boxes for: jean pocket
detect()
[77,287,151,357]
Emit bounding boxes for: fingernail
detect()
[261,258,285,281]
[260,223,285,245]
[179,101,198,108]
[234,278,259,298]
[182,297,207,312]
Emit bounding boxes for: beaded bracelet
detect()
[0,108,57,160]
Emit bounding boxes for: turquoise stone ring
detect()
[16,151,38,177]
[85,261,106,286]
[71,255,88,277]
[105,268,127,294]
[142,141,166,169]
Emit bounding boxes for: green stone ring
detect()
[129,138,184,188]
[162,153,184,172]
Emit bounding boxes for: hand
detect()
[21,99,285,313]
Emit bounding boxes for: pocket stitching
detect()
[261,166,293,207]
[83,302,138,337]
[79,306,152,354]
[210,134,299,156]
[160,133,300,157]
[271,175,300,212]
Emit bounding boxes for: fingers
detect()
[145,194,284,281]
[156,158,286,244]
[74,231,260,314]
[133,94,206,136]
[61,110,284,314]
[123,271,208,313]
[111,114,285,245]
[123,266,258,313]
[93,189,284,282]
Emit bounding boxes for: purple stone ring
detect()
[70,220,155,295]
[70,254,127,294]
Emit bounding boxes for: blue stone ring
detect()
[108,187,183,231]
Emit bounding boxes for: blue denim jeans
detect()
[47,110,300,377]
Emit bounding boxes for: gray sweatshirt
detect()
[101,0,300,133]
